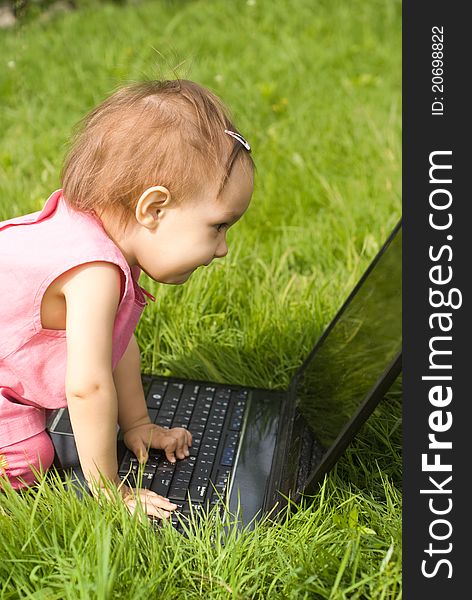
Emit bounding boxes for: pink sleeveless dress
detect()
[0,189,155,488]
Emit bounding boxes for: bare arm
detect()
[113,333,150,434]
[67,386,120,486]
[62,261,122,487]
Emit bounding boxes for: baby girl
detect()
[0,79,254,519]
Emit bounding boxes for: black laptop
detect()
[47,220,402,531]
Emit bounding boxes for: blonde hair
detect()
[61,79,254,233]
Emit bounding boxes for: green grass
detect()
[0,0,402,597]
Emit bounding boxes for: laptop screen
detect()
[290,222,401,485]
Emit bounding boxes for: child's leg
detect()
[0,430,55,490]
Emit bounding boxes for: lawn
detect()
[0,0,402,597]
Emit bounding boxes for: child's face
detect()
[133,158,253,284]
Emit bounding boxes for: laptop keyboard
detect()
[118,380,248,531]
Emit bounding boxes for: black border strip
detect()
[403,2,470,595]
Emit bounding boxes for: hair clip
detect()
[224,129,251,151]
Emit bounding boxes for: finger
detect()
[145,491,177,508]
[145,504,172,519]
[155,509,172,519]
[184,431,192,456]
[165,449,177,463]
[176,437,188,460]
[170,434,184,460]
[143,492,177,516]
[125,498,172,520]
[125,490,177,519]
[163,439,178,463]
[172,428,190,458]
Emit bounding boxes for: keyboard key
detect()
[208,418,225,430]
[209,495,222,508]
[148,448,164,460]
[139,471,155,489]
[155,416,172,428]
[200,445,218,461]
[151,382,168,393]
[120,452,139,472]
[172,477,194,496]
[175,418,193,428]
[191,430,203,441]
[167,484,188,501]
[214,469,231,488]
[188,483,207,502]
[158,409,176,419]
[221,447,235,467]
[148,408,158,423]
[119,450,158,473]
[225,432,240,448]
[181,384,200,400]
[229,405,245,430]
[175,408,193,418]
[189,446,200,457]
[161,383,182,397]
[147,383,167,408]
[175,456,195,471]
[151,475,172,497]
[190,415,209,428]
[150,461,176,493]
[192,462,212,483]
[172,417,190,428]
[205,426,221,438]
[155,458,176,473]
[119,465,155,489]
[215,398,229,409]
[189,423,206,434]
[170,512,181,529]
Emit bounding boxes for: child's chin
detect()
[155,268,198,285]
[168,272,193,285]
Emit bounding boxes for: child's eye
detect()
[215,223,229,232]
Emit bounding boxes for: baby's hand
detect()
[123,422,192,464]
[120,482,178,520]
[88,476,177,520]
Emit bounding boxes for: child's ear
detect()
[135,186,171,228]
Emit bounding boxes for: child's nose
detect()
[214,238,228,259]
